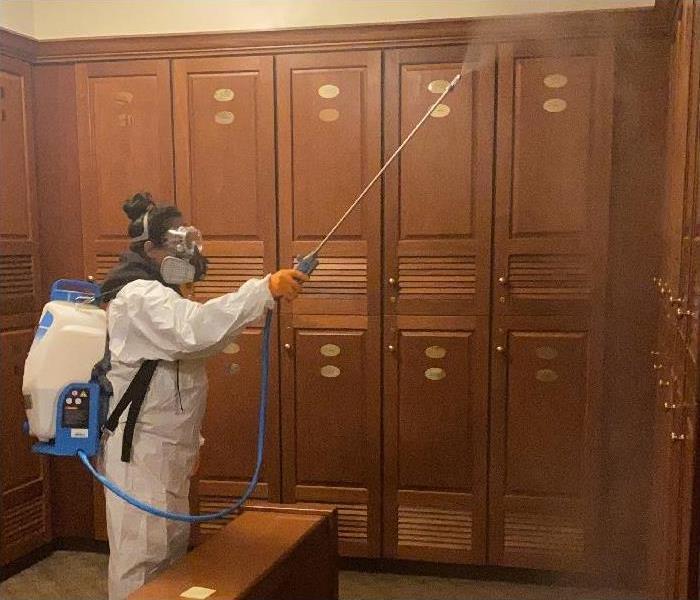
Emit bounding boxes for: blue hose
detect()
[77,309,273,523]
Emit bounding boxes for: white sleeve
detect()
[108,277,275,363]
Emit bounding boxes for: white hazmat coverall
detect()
[102,277,274,600]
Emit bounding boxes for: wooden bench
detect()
[129,505,338,600]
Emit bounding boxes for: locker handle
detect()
[387,344,396,352]
[671,432,686,441]
[283,343,292,351]
[653,363,663,370]
[388,277,397,286]
[658,379,671,387]
[669,296,685,307]
[495,345,506,354]
[497,275,508,286]
[664,402,677,411]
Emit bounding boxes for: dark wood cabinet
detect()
[75,59,174,280]
[280,314,381,557]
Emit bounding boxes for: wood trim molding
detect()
[1,7,668,64]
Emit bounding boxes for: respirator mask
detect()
[160,226,206,285]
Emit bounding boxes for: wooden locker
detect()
[276,51,381,315]
[75,60,174,280]
[280,314,381,557]
[383,315,488,564]
[493,40,613,317]
[383,46,495,317]
[172,56,280,528]
[173,55,276,299]
[0,329,51,565]
[0,56,41,316]
[488,316,602,571]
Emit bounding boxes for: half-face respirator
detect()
[160,226,204,285]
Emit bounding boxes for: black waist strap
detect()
[104,360,158,463]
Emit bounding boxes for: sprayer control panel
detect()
[61,387,91,432]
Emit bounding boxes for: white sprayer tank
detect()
[23,301,106,441]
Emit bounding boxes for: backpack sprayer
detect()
[22,62,468,522]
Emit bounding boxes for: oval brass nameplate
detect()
[318,84,340,99]
[428,79,450,94]
[215,111,235,125]
[320,344,341,357]
[425,367,446,381]
[115,91,134,105]
[214,88,235,102]
[536,368,559,383]
[535,346,558,360]
[430,104,451,118]
[425,345,447,359]
[223,342,241,355]
[228,363,241,375]
[321,365,341,378]
[543,74,568,89]
[319,108,339,122]
[543,98,567,113]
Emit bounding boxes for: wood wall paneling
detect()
[276,51,381,315]
[75,59,174,279]
[382,315,488,564]
[280,314,381,557]
[383,46,495,317]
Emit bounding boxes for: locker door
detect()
[172,57,279,532]
[493,40,613,317]
[280,314,381,557]
[76,60,174,280]
[0,330,51,565]
[276,51,381,315]
[489,316,601,571]
[383,46,495,317]
[173,56,276,298]
[383,316,488,564]
[0,56,41,316]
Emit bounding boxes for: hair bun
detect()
[123,192,154,221]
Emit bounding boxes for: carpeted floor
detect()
[0,551,643,599]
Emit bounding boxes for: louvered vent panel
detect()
[0,254,35,301]
[398,256,476,297]
[296,257,367,297]
[336,503,368,544]
[398,506,472,550]
[2,496,46,546]
[96,254,121,282]
[508,254,591,301]
[197,495,238,536]
[504,512,584,560]
[195,257,265,300]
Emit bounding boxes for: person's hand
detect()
[269,269,309,301]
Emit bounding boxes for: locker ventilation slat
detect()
[297,257,367,297]
[508,254,591,301]
[96,254,121,282]
[197,495,238,536]
[195,256,265,300]
[398,506,472,551]
[2,496,47,546]
[336,503,368,544]
[0,254,35,301]
[504,511,584,561]
[398,256,476,298]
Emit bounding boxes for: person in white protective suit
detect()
[97,193,307,600]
